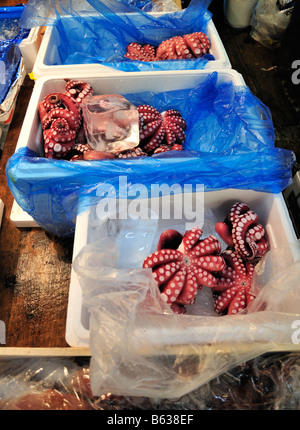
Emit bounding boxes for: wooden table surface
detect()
[0,0,299,353]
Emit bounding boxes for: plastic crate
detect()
[66,188,299,347]
[0,5,42,73]
[32,15,231,78]
[10,68,244,227]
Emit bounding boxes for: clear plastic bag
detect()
[0,352,299,409]
[0,358,93,410]
[250,0,295,49]
[0,44,21,105]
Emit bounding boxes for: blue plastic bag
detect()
[0,5,30,47]
[20,0,214,72]
[0,5,29,104]
[6,72,295,237]
[0,43,21,105]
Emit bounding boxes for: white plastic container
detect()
[10,68,245,227]
[66,189,299,347]
[0,58,26,151]
[32,17,231,78]
[19,26,44,73]
[224,0,258,30]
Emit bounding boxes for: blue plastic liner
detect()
[6,72,295,237]
[0,5,30,104]
[0,5,30,46]
[0,43,21,105]
[20,0,213,72]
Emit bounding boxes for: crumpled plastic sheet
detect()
[0,5,30,47]
[5,72,296,237]
[250,0,295,49]
[19,0,213,72]
[0,5,29,106]
[0,352,299,410]
[0,44,21,105]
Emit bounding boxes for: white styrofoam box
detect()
[19,26,44,73]
[66,189,299,347]
[10,68,245,227]
[32,16,231,78]
[10,201,39,228]
[0,99,16,125]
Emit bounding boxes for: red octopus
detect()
[215,202,269,264]
[156,32,210,60]
[138,104,186,154]
[38,86,186,159]
[124,32,210,62]
[38,80,93,159]
[213,249,255,315]
[124,42,157,62]
[212,202,269,315]
[143,227,225,314]
[116,147,148,159]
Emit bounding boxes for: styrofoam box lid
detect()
[66,189,299,348]
[19,27,43,72]
[32,15,231,78]
[10,68,245,227]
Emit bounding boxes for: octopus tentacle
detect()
[44,129,75,159]
[125,42,157,62]
[153,144,171,154]
[39,92,79,126]
[116,147,148,159]
[157,229,183,251]
[45,118,76,142]
[183,32,210,57]
[156,32,210,61]
[215,202,269,263]
[124,32,210,62]
[213,250,255,315]
[143,227,225,313]
[138,104,186,154]
[138,105,161,122]
[143,123,166,153]
[43,107,81,132]
[65,80,93,104]
[38,81,93,160]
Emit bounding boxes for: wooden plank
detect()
[0,347,91,360]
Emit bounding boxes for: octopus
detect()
[38,80,93,159]
[124,32,210,62]
[38,85,187,160]
[212,249,255,315]
[124,42,157,62]
[65,79,93,104]
[116,147,148,159]
[138,104,186,154]
[215,202,269,264]
[212,202,269,314]
[143,227,225,314]
[156,32,210,60]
